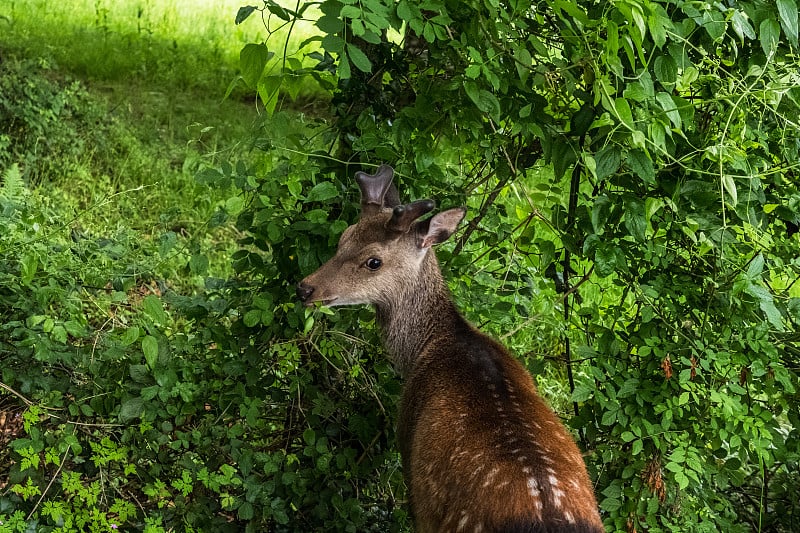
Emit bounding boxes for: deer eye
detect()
[364,257,383,271]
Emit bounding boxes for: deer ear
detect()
[417,207,466,249]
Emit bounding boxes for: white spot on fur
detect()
[457,513,470,531]
[552,487,565,508]
[564,511,575,523]
[527,477,540,497]
[548,474,560,485]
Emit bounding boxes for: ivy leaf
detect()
[777,0,799,46]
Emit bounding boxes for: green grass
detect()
[0,0,318,287]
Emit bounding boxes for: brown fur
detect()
[297,167,604,533]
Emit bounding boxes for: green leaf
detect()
[316,15,344,34]
[731,11,757,42]
[120,326,140,347]
[244,309,262,328]
[143,295,168,325]
[626,149,655,184]
[346,43,373,73]
[614,97,634,129]
[235,5,257,25]
[306,182,339,203]
[624,198,647,241]
[760,18,781,55]
[119,397,144,422]
[142,336,159,369]
[653,55,677,85]
[777,0,799,46]
[240,43,272,88]
[464,82,501,122]
[595,146,622,180]
[656,92,681,128]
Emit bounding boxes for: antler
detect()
[387,199,436,233]
[355,164,400,216]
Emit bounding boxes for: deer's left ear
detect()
[417,207,466,249]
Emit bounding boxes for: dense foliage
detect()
[2,0,799,531]
[230,0,800,530]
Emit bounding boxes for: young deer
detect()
[297,165,603,533]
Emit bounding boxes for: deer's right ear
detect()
[417,207,466,249]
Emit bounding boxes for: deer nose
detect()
[296,282,314,302]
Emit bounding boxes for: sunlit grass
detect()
[0,0,321,95]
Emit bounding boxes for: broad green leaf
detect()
[746,253,765,280]
[235,5,257,25]
[626,148,655,184]
[120,326,140,347]
[614,97,634,129]
[656,92,681,128]
[346,43,373,73]
[143,295,168,325]
[142,335,159,369]
[240,43,272,88]
[464,82,501,122]
[759,18,781,55]
[306,181,339,202]
[777,0,799,46]
[653,55,677,85]
[624,198,647,241]
[731,11,757,41]
[119,397,144,422]
[595,146,622,179]
[257,75,282,116]
[316,15,344,34]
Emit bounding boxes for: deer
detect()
[296,165,604,533]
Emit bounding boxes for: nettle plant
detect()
[225,0,800,530]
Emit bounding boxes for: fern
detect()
[0,163,27,205]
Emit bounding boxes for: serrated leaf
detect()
[624,198,647,242]
[316,15,344,34]
[142,336,159,369]
[626,148,655,184]
[595,146,622,179]
[346,43,372,73]
[119,397,144,422]
[244,309,262,328]
[777,0,799,46]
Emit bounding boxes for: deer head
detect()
[296,165,465,309]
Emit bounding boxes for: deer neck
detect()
[374,252,463,377]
